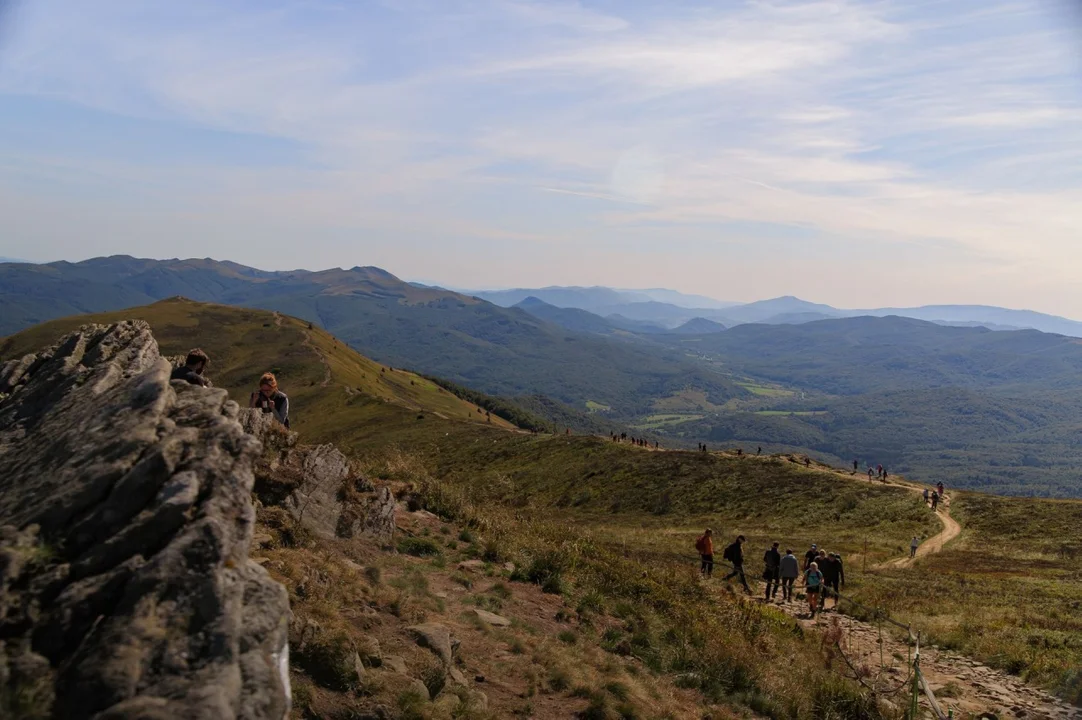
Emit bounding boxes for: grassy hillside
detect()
[0,298,515,437]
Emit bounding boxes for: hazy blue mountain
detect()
[859,305,1082,337]
[513,297,619,335]
[603,314,670,334]
[471,286,645,312]
[616,287,737,309]
[720,296,843,324]
[671,318,727,334]
[757,311,837,325]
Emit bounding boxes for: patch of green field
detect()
[736,381,794,397]
[634,413,704,429]
[651,388,724,412]
[754,410,827,416]
[585,400,611,412]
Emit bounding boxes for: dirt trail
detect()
[757,593,1080,719]
[880,492,961,569]
[272,311,333,387]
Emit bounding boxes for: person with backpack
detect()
[910,536,920,558]
[937,481,945,498]
[696,529,714,579]
[803,561,825,616]
[171,348,211,387]
[931,491,939,511]
[723,535,752,594]
[250,372,290,428]
[779,548,799,602]
[763,542,782,600]
[821,553,844,609]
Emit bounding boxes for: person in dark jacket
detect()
[723,535,751,594]
[170,348,211,387]
[250,372,290,428]
[803,544,819,571]
[820,553,843,609]
[696,529,714,579]
[762,542,782,600]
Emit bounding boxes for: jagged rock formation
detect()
[0,322,290,720]
[254,439,396,549]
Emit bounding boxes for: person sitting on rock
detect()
[170,348,211,387]
[250,372,290,428]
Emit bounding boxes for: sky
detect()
[1,1,1082,313]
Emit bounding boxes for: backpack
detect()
[695,536,707,554]
[806,570,822,588]
[723,543,737,563]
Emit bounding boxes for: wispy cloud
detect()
[1,0,1081,312]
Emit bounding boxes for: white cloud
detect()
[2,0,1082,313]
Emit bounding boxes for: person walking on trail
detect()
[696,529,714,579]
[937,481,945,498]
[250,372,290,428]
[804,562,825,617]
[867,467,874,481]
[171,348,211,387]
[779,549,799,602]
[923,488,930,504]
[763,542,782,601]
[821,553,844,609]
[723,535,752,595]
[882,468,889,481]
[853,459,859,472]
[910,536,920,558]
[804,544,819,571]
[931,491,939,511]
[757,446,762,456]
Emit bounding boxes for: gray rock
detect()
[363,486,397,547]
[407,623,454,666]
[0,322,290,720]
[471,609,512,627]
[282,444,353,538]
[383,655,408,674]
[448,667,468,686]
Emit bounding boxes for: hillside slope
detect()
[0,298,518,439]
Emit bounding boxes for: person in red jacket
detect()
[696,529,714,578]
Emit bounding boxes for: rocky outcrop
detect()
[254,439,396,548]
[0,322,290,720]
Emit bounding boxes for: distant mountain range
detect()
[5,256,1082,497]
[470,286,1082,337]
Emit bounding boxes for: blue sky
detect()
[1,0,1082,313]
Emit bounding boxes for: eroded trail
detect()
[761,593,1080,719]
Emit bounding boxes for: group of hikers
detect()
[922,482,946,511]
[170,348,291,428]
[854,459,890,482]
[695,531,845,617]
[611,433,658,449]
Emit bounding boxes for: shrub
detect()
[398,537,442,557]
[558,630,577,645]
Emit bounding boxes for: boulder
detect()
[407,623,454,667]
[0,322,290,720]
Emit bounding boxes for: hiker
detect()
[803,544,819,571]
[621,432,627,441]
[937,481,945,497]
[250,372,290,428]
[779,548,799,601]
[654,440,659,449]
[867,467,874,481]
[696,529,714,578]
[804,561,824,616]
[877,464,883,478]
[736,448,743,456]
[882,468,888,481]
[171,348,211,387]
[722,535,752,595]
[910,536,919,558]
[763,542,782,601]
[853,459,859,471]
[923,488,929,503]
[821,553,843,609]
[931,491,939,511]
[804,457,810,467]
